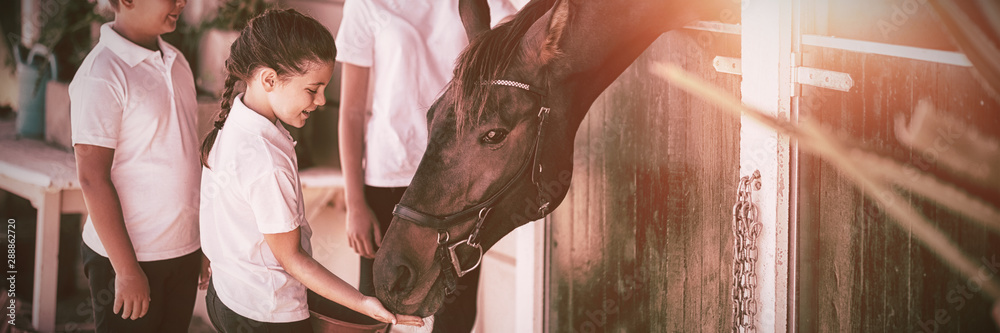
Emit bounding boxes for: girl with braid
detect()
[198,9,423,332]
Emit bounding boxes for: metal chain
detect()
[732,170,762,333]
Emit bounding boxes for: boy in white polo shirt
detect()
[70,0,207,331]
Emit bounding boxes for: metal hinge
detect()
[711,53,853,93]
[713,56,742,75]
[791,52,854,93]
[794,66,854,92]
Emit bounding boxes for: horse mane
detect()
[452,0,557,130]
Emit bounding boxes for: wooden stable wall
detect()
[546,29,742,331]
[795,47,1000,332]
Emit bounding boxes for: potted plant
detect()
[197,0,273,96]
[10,0,105,140]
[35,0,106,83]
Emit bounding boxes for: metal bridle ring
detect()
[437,230,450,245]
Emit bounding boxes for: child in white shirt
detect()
[199,9,423,332]
[71,0,206,331]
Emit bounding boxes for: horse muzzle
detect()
[373,234,449,317]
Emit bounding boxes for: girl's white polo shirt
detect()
[200,95,313,323]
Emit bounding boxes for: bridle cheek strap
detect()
[532,106,551,215]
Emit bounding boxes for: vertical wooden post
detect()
[741,0,794,331]
[32,190,60,332]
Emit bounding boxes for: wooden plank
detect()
[673,42,702,333]
[800,35,973,67]
[615,58,642,333]
[664,32,688,333]
[702,32,742,333]
[801,45,856,333]
[0,139,79,190]
[860,46,882,332]
[0,173,45,207]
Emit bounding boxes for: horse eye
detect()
[481,129,509,144]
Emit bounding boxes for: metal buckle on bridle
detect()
[534,106,551,215]
[445,207,490,277]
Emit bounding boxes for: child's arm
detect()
[75,144,150,320]
[263,228,424,326]
[338,63,381,259]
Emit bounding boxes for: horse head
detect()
[373,0,720,316]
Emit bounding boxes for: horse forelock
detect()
[451,0,557,132]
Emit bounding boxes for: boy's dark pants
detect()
[82,244,201,333]
[358,186,481,333]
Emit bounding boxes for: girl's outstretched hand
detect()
[360,296,425,326]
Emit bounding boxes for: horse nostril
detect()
[390,264,413,293]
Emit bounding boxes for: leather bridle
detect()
[392,79,552,286]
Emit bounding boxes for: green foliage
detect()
[204,0,274,31]
[34,0,109,81]
[161,0,274,94]
[0,1,20,73]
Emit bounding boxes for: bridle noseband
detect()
[392,79,552,287]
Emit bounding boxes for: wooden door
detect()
[794,1,1000,331]
[546,28,743,332]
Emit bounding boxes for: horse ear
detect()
[539,0,570,65]
[460,0,491,41]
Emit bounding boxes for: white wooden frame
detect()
[514,218,548,333]
[801,35,973,67]
[741,1,794,332]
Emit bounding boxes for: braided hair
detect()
[200,8,337,168]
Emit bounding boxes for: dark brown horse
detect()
[373,0,726,316]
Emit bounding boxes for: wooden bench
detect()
[0,121,85,332]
